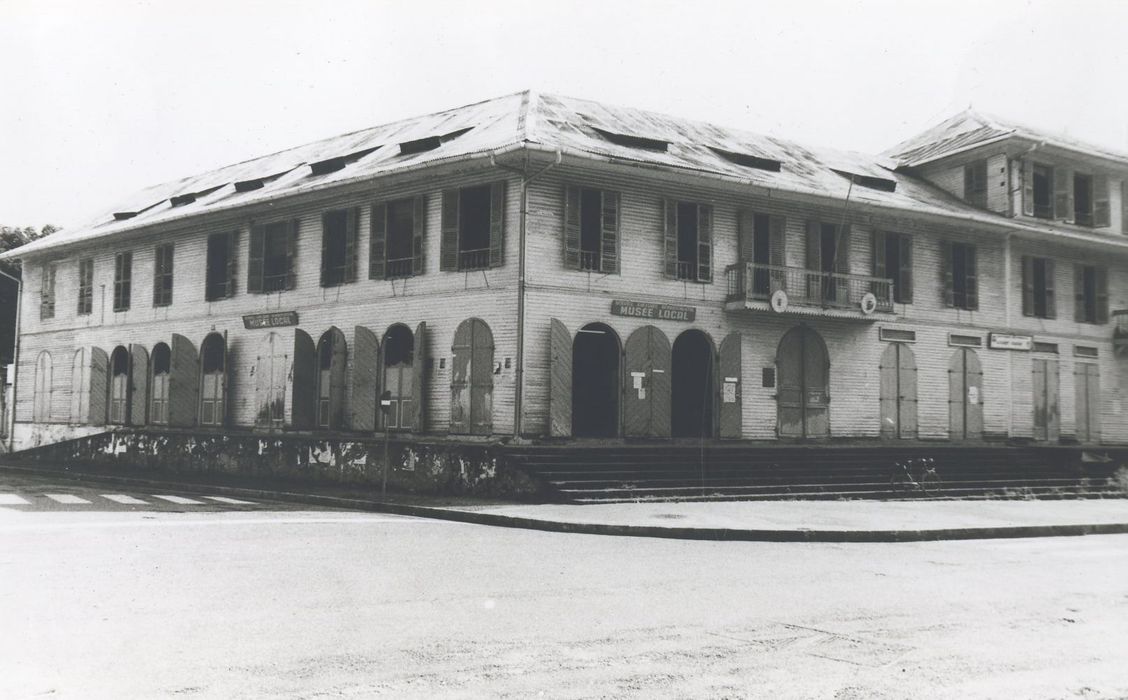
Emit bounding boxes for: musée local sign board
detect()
[243,311,299,329]
[988,333,1033,351]
[611,300,696,322]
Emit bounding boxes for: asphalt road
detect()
[2,472,1126,699]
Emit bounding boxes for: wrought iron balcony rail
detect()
[459,248,490,271]
[725,262,894,312]
[386,257,415,279]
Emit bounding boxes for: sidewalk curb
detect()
[3,463,1127,543]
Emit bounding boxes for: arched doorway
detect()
[623,325,672,438]
[150,343,171,425]
[254,332,288,427]
[315,327,348,430]
[776,326,830,438]
[879,343,918,439]
[109,346,130,425]
[572,322,620,437]
[671,329,715,438]
[948,347,983,440]
[382,324,415,430]
[451,318,495,435]
[199,333,226,427]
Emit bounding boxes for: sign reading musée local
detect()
[611,300,696,322]
[243,311,299,329]
[989,333,1033,351]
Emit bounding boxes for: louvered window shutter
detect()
[319,213,331,287]
[369,202,387,280]
[286,219,300,290]
[488,181,505,268]
[1096,267,1109,324]
[737,210,754,263]
[1021,256,1034,316]
[248,225,265,293]
[563,185,581,270]
[1054,168,1074,223]
[899,235,913,304]
[440,189,459,271]
[805,221,821,271]
[872,230,887,279]
[940,240,954,307]
[964,245,978,310]
[769,216,785,266]
[225,231,237,298]
[1074,264,1086,321]
[600,190,620,274]
[663,198,678,278]
[835,224,850,274]
[412,194,426,275]
[345,207,359,283]
[1022,159,1034,216]
[1093,174,1111,228]
[1044,258,1056,319]
[696,204,713,282]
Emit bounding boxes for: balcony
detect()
[725,262,895,319]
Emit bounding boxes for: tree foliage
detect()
[0,224,59,277]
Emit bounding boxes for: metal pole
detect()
[0,267,22,453]
[382,428,389,499]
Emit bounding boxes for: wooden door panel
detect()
[718,333,742,439]
[549,319,572,437]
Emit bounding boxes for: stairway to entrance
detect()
[504,444,1128,503]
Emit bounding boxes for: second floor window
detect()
[1021,255,1056,319]
[964,160,987,208]
[1075,264,1109,324]
[941,241,977,310]
[77,258,93,315]
[320,208,359,287]
[205,231,237,301]
[153,243,174,307]
[564,186,620,274]
[873,231,913,304]
[371,196,425,280]
[39,264,56,320]
[441,182,506,272]
[113,252,132,312]
[249,220,298,293]
[1031,163,1053,219]
[805,221,850,301]
[664,199,712,282]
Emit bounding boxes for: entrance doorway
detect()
[572,323,620,437]
[109,346,130,425]
[948,347,983,439]
[776,326,830,438]
[623,325,672,438]
[671,330,715,438]
[1074,363,1100,443]
[879,343,918,439]
[450,318,495,435]
[1032,358,1060,441]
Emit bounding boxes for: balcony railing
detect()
[725,262,894,313]
[386,257,415,279]
[579,251,600,272]
[459,248,490,271]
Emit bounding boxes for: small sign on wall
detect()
[243,311,299,329]
[611,300,696,322]
[988,333,1032,351]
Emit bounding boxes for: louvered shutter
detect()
[248,225,265,293]
[1093,174,1111,228]
[940,241,954,307]
[600,190,620,274]
[411,322,427,431]
[290,329,316,429]
[1074,264,1086,321]
[168,334,198,428]
[412,194,426,275]
[1022,255,1034,316]
[548,318,572,437]
[964,245,978,310]
[769,215,786,292]
[696,204,713,282]
[899,236,913,304]
[1054,167,1074,223]
[286,219,299,290]
[1122,180,1128,234]
[1044,258,1056,319]
[563,185,581,270]
[329,330,348,429]
[1022,159,1034,216]
[225,231,237,298]
[319,213,331,287]
[488,181,505,268]
[88,347,109,427]
[350,326,379,431]
[344,207,359,283]
[1096,267,1109,324]
[440,189,459,271]
[834,224,850,274]
[369,202,387,280]
[737,210,754,262]
[663,198,678,278]
[805,221,821,270]
[129,344,148,426]
[872,230,887,278]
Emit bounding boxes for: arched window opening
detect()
[382,324,414,430]
[33,351,53,423]
[109,346,130,425]
[150,343,171,425]
[199,333,226,426]
[315,328,347,430]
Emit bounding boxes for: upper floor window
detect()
[1075,264,1109,324]
[39,263,56,320]
[564,185,620,274]
[205,231,237,301]
[873,231,913,304]
[370,196,425,280]
[941,241,977,310]
[249,220,298,293]
[1024,160,1111,227]
[737,210,785,297]
[320,208,359,287]
[113,252,132,312]
[440,182,506,272]
[77,258,93,315]
[1021,255,1056,319]
[664,199,712,282]
[1031,163,1053,219]
[153,243,174,307]
[963,160,987,208]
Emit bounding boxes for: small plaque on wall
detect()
[762,368,775,388]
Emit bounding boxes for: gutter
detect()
[0,266,21,451]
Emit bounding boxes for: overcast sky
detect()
[2,0,1126,229]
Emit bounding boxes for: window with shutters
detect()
[1032,163,1053,219]
[1075,264,1109,324]
[199,333,226,426]
[205,232,236,301]
[39,263,56,320]
[873,231,913,304]
[458,185,492,271]
[249,221,295,293]
[1021,255,1055,319]
[153,243,174,307]
[440,182,505,272]
[150,343,170,425]
[370,196,423,280]
[664,200,712,283]
[320,208,358,287]
[1073,172,1094,226]
[113,252,132,312]
[77,258,93,315]
[964,160,987,208]
[563,186,620,273]
[942,241,978,311]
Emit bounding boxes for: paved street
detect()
[1,472,1127,699]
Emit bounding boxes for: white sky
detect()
[1,0,1126,229]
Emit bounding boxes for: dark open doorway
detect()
[671,330,715,438]
[572,323,620,437]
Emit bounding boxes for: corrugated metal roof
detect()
[8,92,1125,260]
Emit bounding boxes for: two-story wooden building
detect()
[4,92,1128,455]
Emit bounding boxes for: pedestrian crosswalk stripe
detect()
[151,495,204,505]
[102,494,149,505]
[46,494,92,505]
[203,496,255,505]
[0,494,31,505]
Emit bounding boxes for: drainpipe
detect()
[0,266,22,452]
[491,148,563,438]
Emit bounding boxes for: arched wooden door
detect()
[718,333,743,439]
[1032,358,1060,442]
[315,327,348,430]
[199,332,227,427]
[776,326,830,438]
[450,318,494,435]
[879,343,918,439]
[623,325,671,438]
[109,346,130,425]
[350,326,380,431]
[948,347,983,440]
